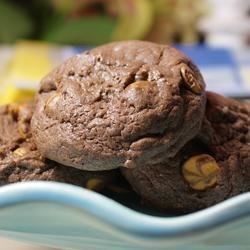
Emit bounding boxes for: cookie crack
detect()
[157,48,164,65]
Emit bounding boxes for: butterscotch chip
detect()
[180,65,202,94]
[18,123,29,139]
[86,178,105,191]
[123,80,158,110]
[126,81,151,89]
[182,154,220,190]
[13,147,28,157]
[44,93,60,114]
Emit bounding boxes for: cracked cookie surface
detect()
[0,103,116,188]
[31,41,206,170]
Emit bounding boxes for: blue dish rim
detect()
[0,181,249,240]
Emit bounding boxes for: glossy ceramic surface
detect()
[0,181,249,250]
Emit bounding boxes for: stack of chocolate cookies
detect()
[1,41,249,213]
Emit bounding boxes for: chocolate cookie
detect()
[31,41,206,171]
[0,103,116,189]
[122,92,250,213]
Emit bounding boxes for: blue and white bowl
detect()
[0,181,249,250]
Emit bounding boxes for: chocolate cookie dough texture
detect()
[122,92,250,212]
[0,103,117,189]
[31,41,206,171]
[200,92,250,194]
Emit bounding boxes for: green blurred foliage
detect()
[0,0,33,43]
[0,0,206,45]
[44,16,116,45]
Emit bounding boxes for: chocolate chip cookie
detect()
[0,103,116,189]
[31,41,206,171]
[122,92,250,213]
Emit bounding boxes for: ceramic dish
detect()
[0,181,249,250]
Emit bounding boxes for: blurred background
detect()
[0,0,249,249]
[0,0,208,45]
[0,0,249,46]
[0,0,250,105]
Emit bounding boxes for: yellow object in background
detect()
[0,41,54,105]
[0,84,34,105]
[8,40,52,90]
